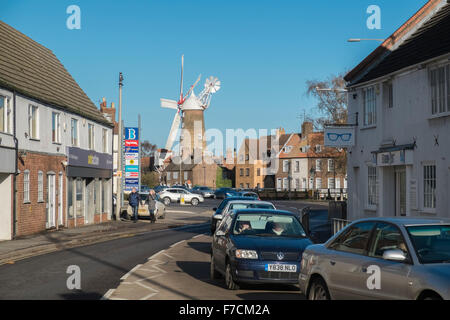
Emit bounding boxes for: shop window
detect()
[68,178,74,218]
[76,178,84,217]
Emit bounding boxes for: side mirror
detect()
[382,249,407,262]
[215,230,226,237]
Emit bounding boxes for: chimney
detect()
[275,127,285,138]
[301,121,313,138]
[111,102,115,109]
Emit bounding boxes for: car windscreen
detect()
[406,225,450,264]
[228,203,274,211]
[232,213,306,238]
[139,194,148,201]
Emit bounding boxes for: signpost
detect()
[124,127,140,191]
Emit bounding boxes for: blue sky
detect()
[1,0,427,150]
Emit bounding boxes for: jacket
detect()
[129,192,140,207]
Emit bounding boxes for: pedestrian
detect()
[129,187,140,223]
[148,189,157,223]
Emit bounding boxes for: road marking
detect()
[166,210,196,214]
[136,281,159,293]
[120,264,142,280]
[141,292,158,300]
[163,252,175,259]
[101,289,115,300]
[170,240,185,248]
[148,250,165,260]
[193,234,204,239]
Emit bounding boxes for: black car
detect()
[210,196,249,234]
[210,209,313,290]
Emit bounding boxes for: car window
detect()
[218,215,233,234]
[329,222,375,255]
[368,223,410,259]
[407,225,450,264]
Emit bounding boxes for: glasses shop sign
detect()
[324,126,355,147]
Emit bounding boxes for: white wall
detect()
[347,56,450,220]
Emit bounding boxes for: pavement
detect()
[0,205,213,266]
[105,234,305,300]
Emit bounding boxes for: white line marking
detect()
[136,281,159,292]
[101,289,115,300]
[120,264,142,280]
[170,240,185,248]
[141,292,158,300]
[166,210,195,214]
[193,234,204,239]
[148,250,165,260]
[163,252,175,259]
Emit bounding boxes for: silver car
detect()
[299,217,450,300]
[212,200,276,232]
[127,192,166,219]
[158,187,204,206]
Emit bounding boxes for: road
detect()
[0,199,326,300]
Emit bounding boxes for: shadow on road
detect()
[237,291,304,300]
[59,290,103,300]
[187,242,212,255]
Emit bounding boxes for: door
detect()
[58,173,63,226]
[85,179,95,224]
[395,168,406,216]
[47,174,56,228]
[213,215,233,274]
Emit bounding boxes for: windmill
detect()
[161,55,221,162]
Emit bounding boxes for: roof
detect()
[0,21,111,126]
[165,162,196,172]
[232,209,296,216]
[350,2,450,86]
[353,217,450,226]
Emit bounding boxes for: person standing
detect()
[148,189,157,223]
[129,187,140,223]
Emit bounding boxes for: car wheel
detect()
[163,197,171,206]
[225,262,239,290]
[308,278,330,300]
[191,198,199,206]
[210,256,221,280]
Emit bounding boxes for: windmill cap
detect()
[181,91,203,110]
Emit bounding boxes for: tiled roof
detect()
[165,162,197,172]
[0,21,111,126]
[346,1,450,86]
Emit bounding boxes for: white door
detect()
[58,173,63,226]
[47,174,56,228]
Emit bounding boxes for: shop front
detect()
[0,133,15,240]
[66,147,113,227]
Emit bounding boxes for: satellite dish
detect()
[205,76,221,93]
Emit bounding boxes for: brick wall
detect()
[16,151,66,236]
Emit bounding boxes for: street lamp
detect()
[115,72,124,221]
[347,38,385,42]
[315,87,348,93]
[309,167,316,200]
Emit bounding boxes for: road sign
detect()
[125,127,139,140]
[125,140,139,147]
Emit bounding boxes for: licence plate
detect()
[138,209,147,213]
[265,264,297,272]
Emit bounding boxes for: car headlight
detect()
[235,250,258,259]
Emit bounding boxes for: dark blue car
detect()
[210,209,313,290]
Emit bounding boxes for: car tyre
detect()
[191,198,199,206]
[210,256,221,280]
[163,197,171,206]
[308,278,330,300]
[225,262,239,290]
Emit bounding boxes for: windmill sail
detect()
[165,111,181,151]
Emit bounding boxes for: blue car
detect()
[210,209,313,290]
[211,196,253,234]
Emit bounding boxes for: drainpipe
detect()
[12,90,17,238]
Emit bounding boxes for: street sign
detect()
[125,140,139,147]
[124,127,140,191]
[324,126,355,147]
[124,127,139,140]
[125,159,139,166]
[124,146,139,153]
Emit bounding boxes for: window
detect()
[173,172,178,179]
[423,164,436,209]
[184,171,188,181]
[315,145,322,153]
[295,178,300,190]
[257,168,261,176]
[316,159,322,172]
[328,178,335,189]
[52,112,60,143]
[167,172,171,180]
[246,183,250,189]
[102,128,108,153]
[294,161,300,173]
[23,170,30,203]
[76,178,83,217]
[283,160,289,172]
[328,159,335,172]
[245,154,249,161]
[68,178,74,218]
[71,119,78,146]
[239,168,244,176]
[276,178,282,191]
[316,178,322,190]
[430,65,450,115]
[368,166,378,206]
[282,178,288,190]
[329,222,375,255]
[368,223,410,260]
[28,105,39,139]
[309,178,314,189]
[88,124,95,150]
[38,171,44,202]
[240,183,244,188]
[363,87,376,126]
[383,82,393,108]
[0,95,12,134]
[245,168,250,176]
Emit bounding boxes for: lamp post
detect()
[347,38,385,42]
[115,72,123,221]
[310,167,316,200]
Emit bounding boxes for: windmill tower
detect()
[161,55,221,163]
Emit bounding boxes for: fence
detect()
[332,218,351,235]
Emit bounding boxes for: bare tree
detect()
[306,73,348,128]
[141,140,157,157]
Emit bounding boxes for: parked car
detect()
[214,187,234,199]
[240,191,260,200]
[154,185,168,194]
[127,192,166,219]
[192,186,215,198]
[299,217,450,300]
[159,187,204,206]
[224,190,243,198]
[211,200,276,234]
[210,209,313,290]
[140,185,151,193]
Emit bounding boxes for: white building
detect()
[345,0,450,220]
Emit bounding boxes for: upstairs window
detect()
[28,105,39,139]
[328,159,335,172]
[283,160,289,172]
[88,124,95,150]
[0,95,12,134]
[102,128,108,153]
[423,164,436,209]
[316,159,322,172]
[363,87,376,126]
[52,112,60,143]
[368,166,378,206]
[71,119,78,146]
[430,65,450,115]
